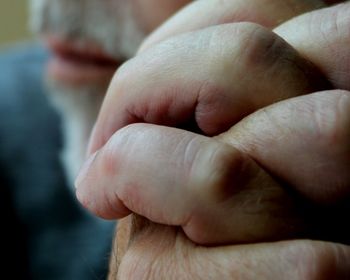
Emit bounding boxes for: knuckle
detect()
[212,22,315,97]
[228,22,290,72]
[201,143,251,202]
[190,141,226,193]
[183,214,213,245]
[239,24,282,67]
[204,22,265,65]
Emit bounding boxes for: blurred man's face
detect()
[29,0,190,87]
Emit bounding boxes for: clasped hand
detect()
[76,1,350,279]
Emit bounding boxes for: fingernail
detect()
[86,122,97,157]
[75,150,99,189]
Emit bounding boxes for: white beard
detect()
[46,81,105,187]
[28,0,146,187]
[29,0,145,58]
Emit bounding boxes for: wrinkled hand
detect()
[88,0,330,153]
[78,1,350,237]
[75,1,350,279]
[106,215,350,280]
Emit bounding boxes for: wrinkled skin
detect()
[27,0,330,183]
[73,1,350,279]
[29,0,350,279]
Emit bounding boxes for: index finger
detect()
[139,0,325,52]
[88,23,327,154]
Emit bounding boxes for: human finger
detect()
[77,124,305,245]
[77,90,350,245]
[114,217,350,280]
[90,2,350,155]
[89,23,328,154]
[218,89,350,205]
[139,0,325,52]
[275,1,350,90]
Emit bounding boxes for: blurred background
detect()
[0,1,33,47]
